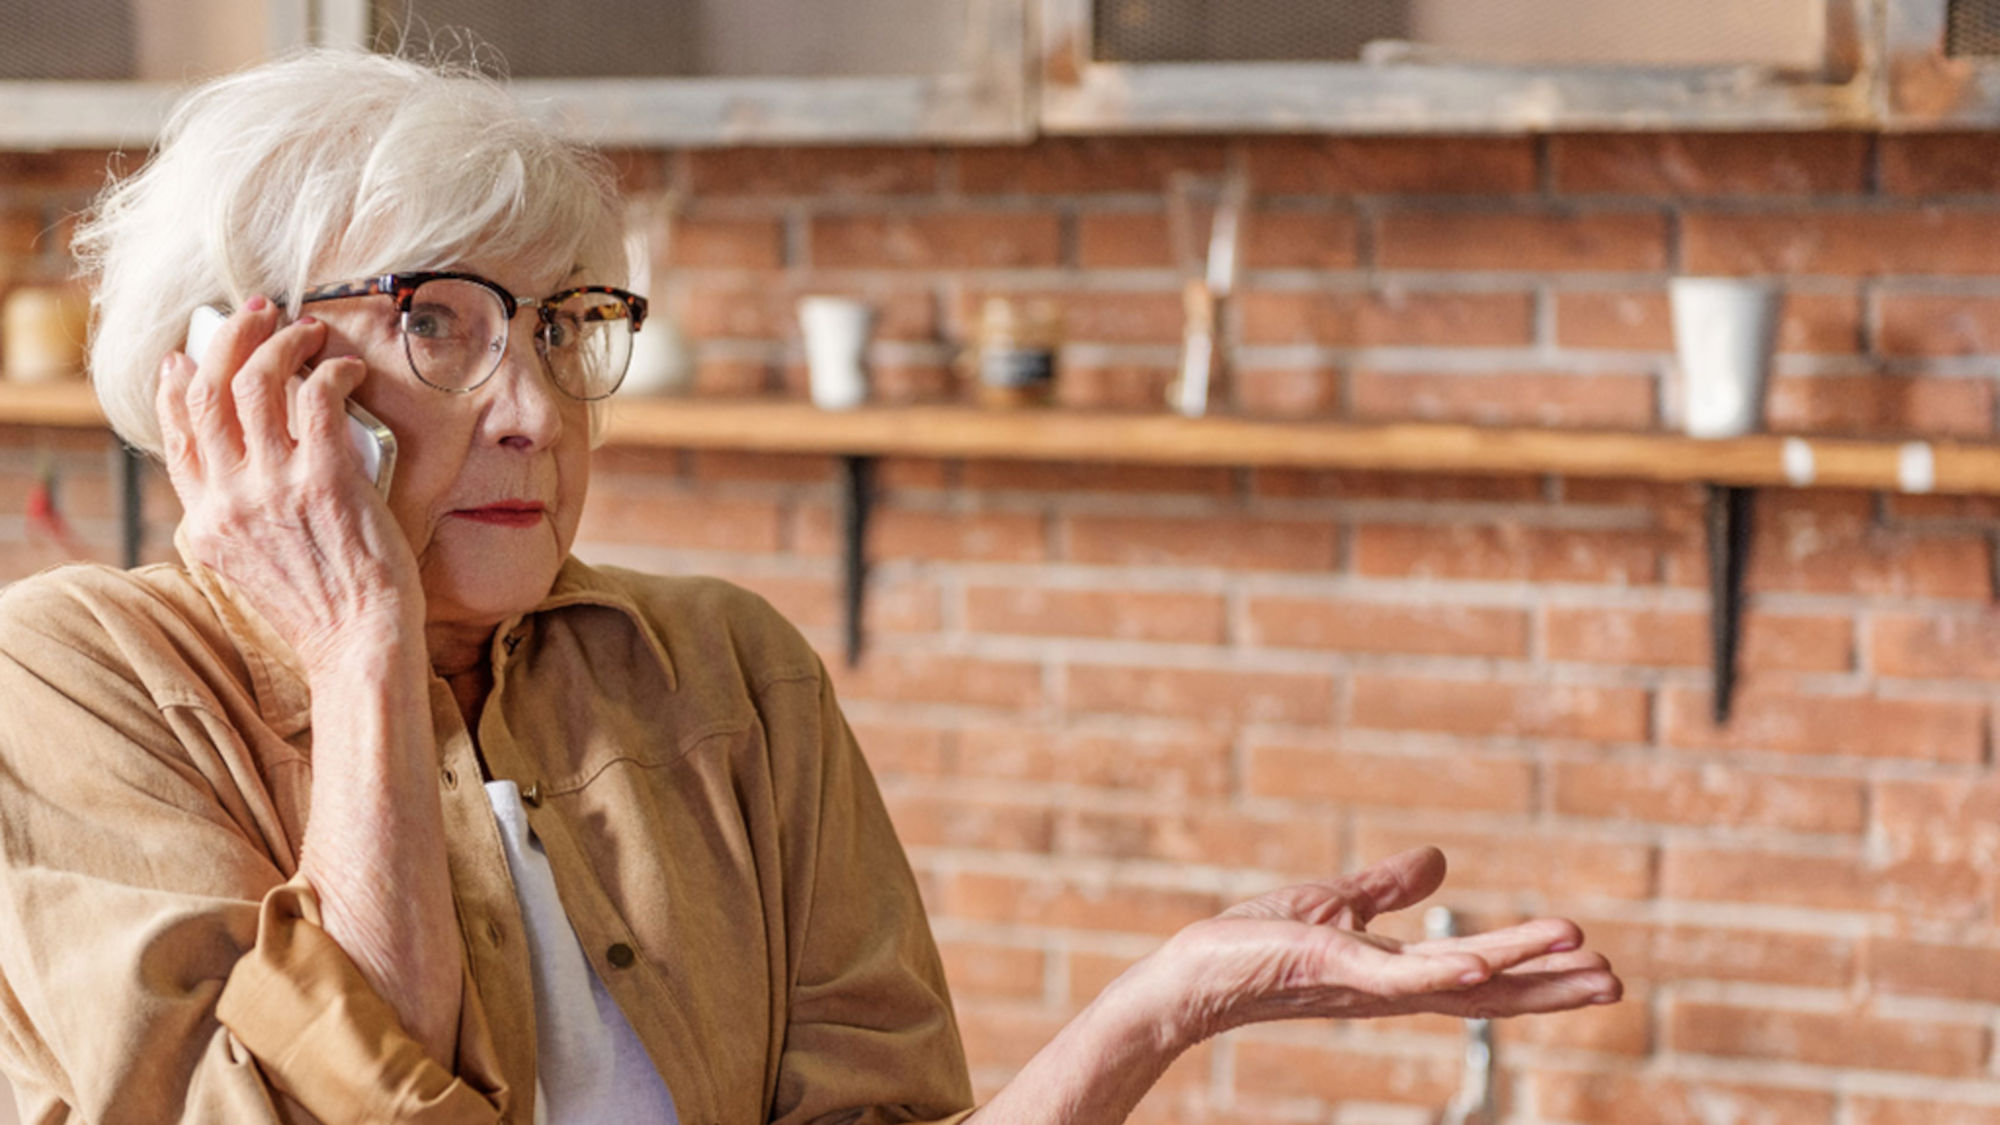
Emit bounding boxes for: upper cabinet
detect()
[320,0,1032,145]
[11,1,2000,147]
[0,0,313,146]
[1039,0,1876,132]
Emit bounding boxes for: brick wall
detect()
[7,134,2000,1124]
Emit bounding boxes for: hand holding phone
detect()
[186,305,397,495]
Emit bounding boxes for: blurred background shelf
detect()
[10,381,2000,496]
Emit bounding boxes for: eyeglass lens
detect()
[402,278,635,399]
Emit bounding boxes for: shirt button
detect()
[606,943,635,969]
[521,781,542,808]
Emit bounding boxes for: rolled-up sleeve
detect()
[0,574,507,1124]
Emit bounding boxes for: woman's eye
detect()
[406,305,459,339]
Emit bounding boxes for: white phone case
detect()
[185,305,396,494]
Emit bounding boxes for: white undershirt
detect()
[484,780,680,1125]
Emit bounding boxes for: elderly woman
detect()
[0,49,1619,1125]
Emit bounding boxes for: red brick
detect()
[0,149,121,191]
[1669,1001,1991,1077]
[807,506,1046,562]
[1531,1072,1836,1125]
[1050,361,1177,411]
[1241,209,1361,269]
[959,461,1233,496]
[1546,607,1853,672]
[1876,291,2000,356]
[965,586,1227,644]
[1232,1036,1457,1106]
[867,362,957,405]
[668,215,784,269]
[811,211,1062,270]
[1585,919,1855,989]
[956,137,1227,194]
[936,871,1222,936]
[830,652,1042,710]
[1660,687,1986,763]
[1874,779,2000,870]
[1241,136,1538,196]
[1055,806,1338,873]
[1232,365,1341,417]
[681,450,833,484]
[1735,500,1992,600]
[1352,675,1650,743]
[1764,374,1994,438]
[1376,209,1668,272]
[1556,289,1862,353]
[686,146,937,195]
[1253,469,1543,502]
[1865,936,2000,1004]
[574,489,784,551]
[1350,369,1657,429]
[1356,823,1656,900]
[1552,133,1870,196]
[953,726,1232,798]
[1882,492,2000,520]
[882,792,1055,853]
[1244,743,1535,814]
[1552,758,1866,833]
[1682,209,2000,276]
[1065,664,1334,726]
[675,277,786,339]
[1660,845,1982,919]
[1353,523,1660,585]
[690,356,774,396]
[1853,1099,2000,1125]
[1872,612,2000,679]
[1247,596,1529,658]
[937,940,1046,1002]
[1075,212,1177,269]
[846,719,949,778]
[1065,513,1336,571]
[1238,289,1536,348]
[1880,133,2000,195]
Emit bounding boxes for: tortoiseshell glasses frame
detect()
[297,270,649,401]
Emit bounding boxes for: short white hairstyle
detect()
[74,48,627,457]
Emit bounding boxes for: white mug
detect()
[797,296,873,411]
[1670,277,1782,439]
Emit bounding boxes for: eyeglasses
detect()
[297,271,648,401]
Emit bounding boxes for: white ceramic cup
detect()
[1670,277,1782,439]
[798,296,873,410]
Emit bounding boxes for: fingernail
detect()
[298,315,319,327]
[1592,993,1618,1004]
[245,295,269,312]
[1458,970,1487,986]
[1549,940,1579,953]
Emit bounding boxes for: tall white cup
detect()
[798,296,873,410]
[1670,277,1782,439]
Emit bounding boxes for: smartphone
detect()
[186,305,397,495]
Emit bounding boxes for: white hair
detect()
[74,48,627,456]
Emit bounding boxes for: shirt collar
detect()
[177,528,676,738]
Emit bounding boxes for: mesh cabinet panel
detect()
[1949,0,2000,56]
[1092,0,1828,70]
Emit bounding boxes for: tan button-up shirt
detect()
[0,557,973,1125]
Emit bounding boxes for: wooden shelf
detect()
[11,381,2000,497]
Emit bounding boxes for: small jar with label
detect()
[973,297,1059,408]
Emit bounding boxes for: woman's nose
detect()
[481,317,566,449]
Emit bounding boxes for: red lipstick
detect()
[452,501,546,528]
